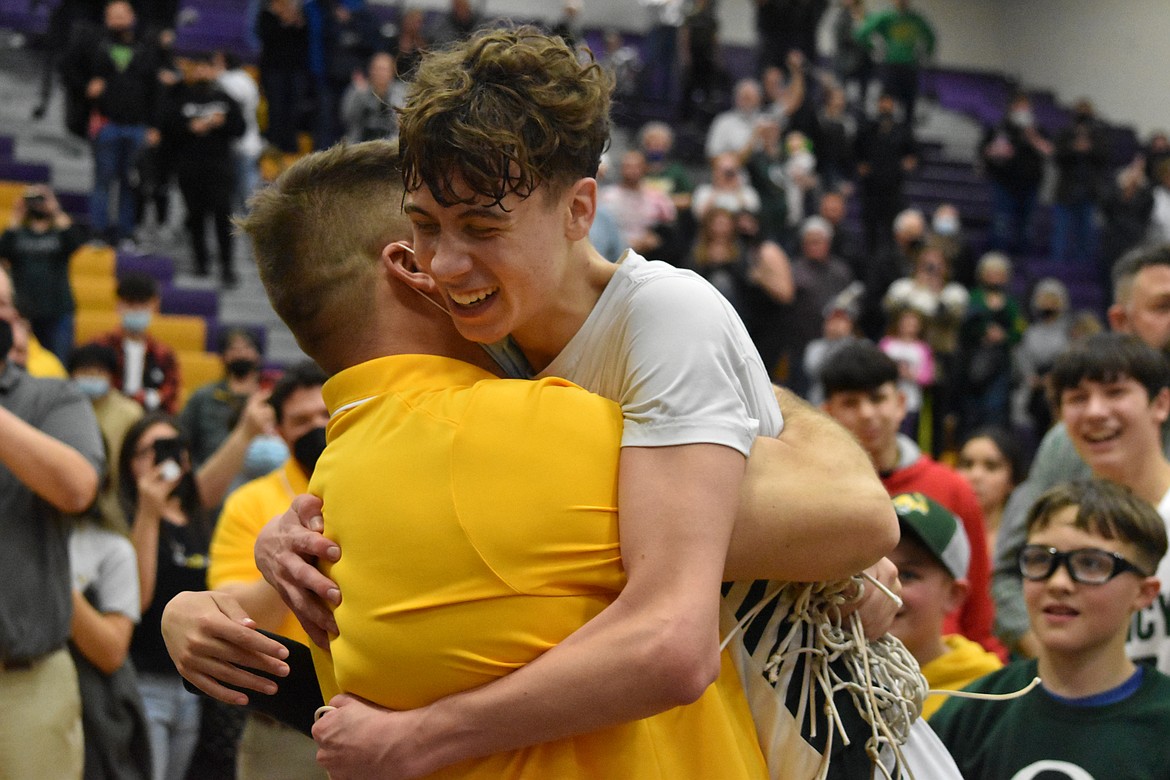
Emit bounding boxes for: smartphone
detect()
[152,437,184,466]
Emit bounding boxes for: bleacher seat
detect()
[70,244,117,279]
[0,160,49,183]
[147,314,208,353]
[161,286,219,319]
[116,253,176,286]
[71,274,118,311]
[74,309,119,344]
[177,349,225,403]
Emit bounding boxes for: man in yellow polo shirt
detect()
[163,140,898,779]
[207,361,329,780]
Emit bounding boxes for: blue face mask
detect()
[74,375,110,400]
[121,309,152,334]
[243,434,289,478]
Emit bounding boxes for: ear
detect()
[1107,302,1128,333]
[563,177,597,242]
[1134,576,1161,612]
[382,240,437,295]
[1150,386,1170,424]
[945,578,970,614]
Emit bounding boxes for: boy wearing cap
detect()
[930,479,1170,777]
[889,492,1002,719]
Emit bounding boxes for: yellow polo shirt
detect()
[311,354,766,779]
[209,458,311,645]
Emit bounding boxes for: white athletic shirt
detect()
[1128,487,1170,673]
[538,251,782,452]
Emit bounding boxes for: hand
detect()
[786,48,805,72]
[86,77,105,100]
[314,695,433,780]
[255,494,341,648]
[145,128,161,146]
[161,591,291,705]
[840,557,901,641]
[137,462,183,520]
[351,69,367,89]
[239,388,276,438]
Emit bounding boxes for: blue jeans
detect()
[989,182,1038,255]
[1050,199,1097,263]
[137,671,201,780]
[90,123,147,241]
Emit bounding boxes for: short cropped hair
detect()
[238,140,409,358]
[398,25,613,208]
[1026,479,1168,575]
[68,343,118,375]
[116,271,160,303]
[1111,244,1170,307]
[1049,332,1170,410]
[269,360,329,424]
[820,340,899,397]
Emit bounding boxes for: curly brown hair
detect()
[238,140,408,359]
[398,25,613,208]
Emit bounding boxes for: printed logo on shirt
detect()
[1009,760,1094,780]
[1128,592,1170,667]
[182,100,231,120]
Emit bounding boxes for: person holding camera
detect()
[0,185,85,363]
[119,412,212,780]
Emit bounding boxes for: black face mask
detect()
[0,319,12,362]
[1037,308,1061,320]
[225,358,258,379]
[292,427,327,476]
[982,283,1006,294]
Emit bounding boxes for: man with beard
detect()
[993,245,1170,655]
[157,51,245,286]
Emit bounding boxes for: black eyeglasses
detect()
[1019,544,1149,585]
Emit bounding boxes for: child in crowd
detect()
[803,288,862,406]
[880,307,934,441]
[888,492,1002,719]
[931,479,1170,777]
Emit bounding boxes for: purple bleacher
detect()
[116,252,176,286]
[0,0,49,35]
[55,191,89,221]
[161,286,220,319]
[0,136,13,160]
[0,159,49,183]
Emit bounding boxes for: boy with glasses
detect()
[1048,332,1170,671]
[930,479,1170,777]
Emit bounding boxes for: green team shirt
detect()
[930,659,1170,779]
[854,9,935,65]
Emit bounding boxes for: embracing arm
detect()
[312,443,744,779]
[724,387,898,582]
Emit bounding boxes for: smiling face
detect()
[889,536,966,665]
[404,179,596,363]
[1059,376,1170,483]
[1024,506,1157,661]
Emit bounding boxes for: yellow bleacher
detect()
[70,244,117,279]
[177,349,224,406]
[71,273,118,311]
[74,310,208,354]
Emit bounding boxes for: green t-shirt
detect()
[931,659,1170,779]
